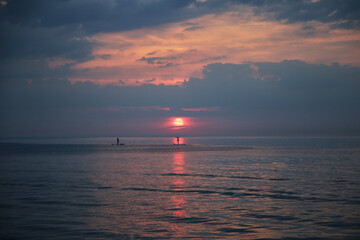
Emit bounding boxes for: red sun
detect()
[173,118,184,126]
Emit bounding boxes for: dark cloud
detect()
[0,0,199,33]
[184,25,204,31]
[1,61,359,137]
[248,0,360,29]
[144,78,157,83]
[0,23,91,60]
[184,61,360,115]
[197,0,360,29]
[138,56,175,65]
[1,0,358,33]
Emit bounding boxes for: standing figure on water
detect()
[176,137,180,145]
[117,137,119,145]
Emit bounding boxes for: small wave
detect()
[161,172,294,182]
[218,227,254,233]
[96,186,113,190]
[245,213,299,221]
[158,215,212,224]
[161,173,218,178]
[229,176,263,180]
[267,178,292,181]
[122,187,217,195]
[314,221,360,229]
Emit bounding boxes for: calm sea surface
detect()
[1,137,360,239]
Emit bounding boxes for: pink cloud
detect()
[71,12,360,86]
[89,106,170,112]
[181,107,220,112]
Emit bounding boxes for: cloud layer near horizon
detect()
[1,61,359,137]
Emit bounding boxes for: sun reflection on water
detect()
[170,151,188,236]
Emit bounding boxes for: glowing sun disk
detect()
[173,118,184,126]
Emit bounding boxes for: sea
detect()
[0,137,359,239]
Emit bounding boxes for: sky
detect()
[0,0,360,138]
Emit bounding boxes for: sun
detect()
[173,118,184,126]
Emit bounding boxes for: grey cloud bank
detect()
[2,0,358,32]
[1,61,359,137]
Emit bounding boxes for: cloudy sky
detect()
[1,0,359,137]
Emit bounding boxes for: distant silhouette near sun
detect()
[173,136,186,146]
[115,137,124,146]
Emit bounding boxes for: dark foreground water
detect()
[1,137,360,239]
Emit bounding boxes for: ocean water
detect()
[0,137,360,239]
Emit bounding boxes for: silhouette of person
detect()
[117,137,119,145]
[176,137,180,145]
